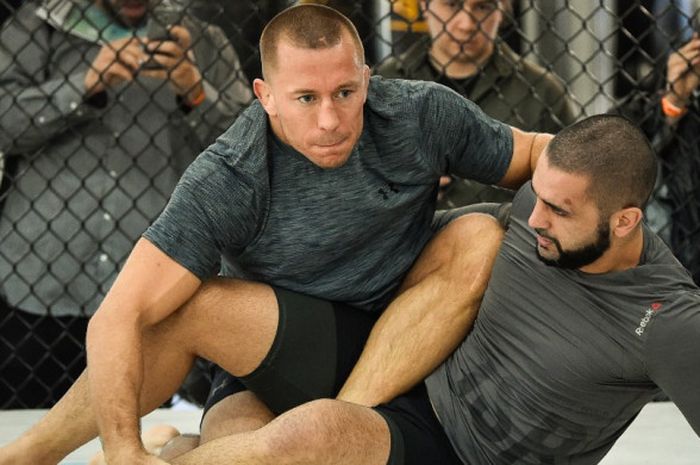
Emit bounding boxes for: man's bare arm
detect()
[86,238,201,464]
[498,128,553,189]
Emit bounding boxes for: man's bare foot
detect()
[88,425,181,465]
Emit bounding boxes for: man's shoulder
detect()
[367,75,459,115]
[203,101,270,179]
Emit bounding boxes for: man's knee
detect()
[264,399,391,465]
[201,391,275,443]
[264,399,353,460]
[159,434,200,461]
[442,212,504,248]
[426,213,504,274]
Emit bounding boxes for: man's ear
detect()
[611,207,643,239]
[253,78,277,117]
[361,64,370,103]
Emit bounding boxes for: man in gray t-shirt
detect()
[114,115,697,465]
[0,5,552,465]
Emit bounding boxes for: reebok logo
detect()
[635,302,662,336]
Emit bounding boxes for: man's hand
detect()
[140,25,204,105]
[90,425,180,465]
[84,38,144,96]
[100,443,173,465]
[666,34,700,108]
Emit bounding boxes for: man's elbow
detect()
[86,304,141,350]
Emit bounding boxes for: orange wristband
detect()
[186,87,206,108]
[661,96,687,118]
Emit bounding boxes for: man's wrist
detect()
[182,83,206,107]
[661,94,688,118]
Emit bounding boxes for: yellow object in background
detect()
[391,0,427,32]
[392,0,419,20]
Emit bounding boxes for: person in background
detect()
[376,0,576,208]
[0,0,252,408]
[613,32,700,287]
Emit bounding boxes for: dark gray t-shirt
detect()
[427,183,700,464]
[144,76,513,312]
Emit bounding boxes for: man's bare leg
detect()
[171,399,391,465]
[158,391,276,461]
[200,391,275,441]
[87,391,275,464]
[338,212,504,406]
[0,279,279,465]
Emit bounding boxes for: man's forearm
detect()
[337,214,504,406]
[86,310,146,461]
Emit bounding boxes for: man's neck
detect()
[579,228,645,274]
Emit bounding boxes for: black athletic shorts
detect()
[203,287,378,416]
[202,204,503,418]
[375,383,463,465]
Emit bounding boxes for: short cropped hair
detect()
[259,4,365,79]
[546,115,657,213]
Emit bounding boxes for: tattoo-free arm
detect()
[86,238,201,463]
[497,128,553,190]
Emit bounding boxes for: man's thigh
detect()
[203,287,378,416]
[374,383,464,465]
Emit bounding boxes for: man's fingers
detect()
[138,67,169,81]
[167,25,192,49]
[141,52,185,72]
[102,61,136,84]
[146,40,183,59]
[116,48,144,72]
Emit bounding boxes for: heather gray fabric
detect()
[144,76,513,312]
[427,183,700,464]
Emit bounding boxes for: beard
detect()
[535,221,611,270]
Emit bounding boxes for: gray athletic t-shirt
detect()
[427,183,700,464]
[143,76,513,312]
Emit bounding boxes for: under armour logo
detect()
[378,182,399,200]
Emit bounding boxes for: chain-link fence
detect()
[0,0,698,409]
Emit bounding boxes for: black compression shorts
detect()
[375,383,464,465]
[202,204,502,424]
[203,287,378,416]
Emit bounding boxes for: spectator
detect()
[0,0,252,408]
[613,33,700,286]
[375,0,576,207]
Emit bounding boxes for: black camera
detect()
[141,7,182,70]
